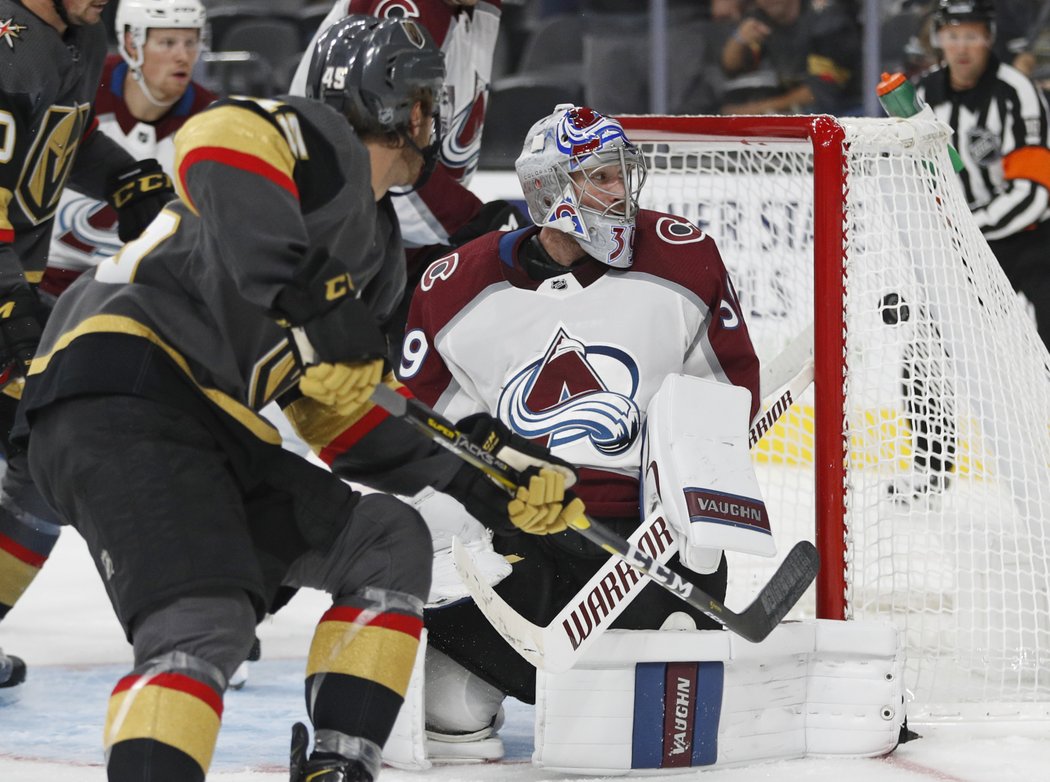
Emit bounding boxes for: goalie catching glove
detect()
[443,413,584,535]
[106,159,175,242]
[272,249,389,417]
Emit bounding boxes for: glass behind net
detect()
[632,116,1050,719]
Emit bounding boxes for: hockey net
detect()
[619,114,1050,719]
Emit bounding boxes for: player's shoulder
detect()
[994,61,1044,102]
[0,4,59,83]
[412,230,508,322]
[629,209,728,295]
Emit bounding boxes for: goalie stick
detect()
[370,365,819,646]
[455,356,817,671]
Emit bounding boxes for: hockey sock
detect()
[0,514,59,619]
[104,652,225,782]
[305,597,423,756]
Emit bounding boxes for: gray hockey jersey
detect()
[22,96,406,453]
[0,0,135,290]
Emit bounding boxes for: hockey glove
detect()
[449,199,524,247]
[446,462,586,536]
[455,412,578,488]
[106,158,175,242]
[276,253,389,416]
[0,285,44,379]
[507,467,586,535]
[298,358,384,417]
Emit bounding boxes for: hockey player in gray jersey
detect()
[17,16,583,782]
[0,0,175,689]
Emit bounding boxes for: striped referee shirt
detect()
[918,55,1050,241]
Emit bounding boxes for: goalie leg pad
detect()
[534,619,904,775]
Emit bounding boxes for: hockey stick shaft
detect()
[370,382,818,643]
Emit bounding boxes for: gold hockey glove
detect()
[506,468,587,535]
[106,159,175,242]
[298,358,384,417]
[455,413,577,488]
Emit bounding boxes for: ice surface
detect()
[2,530,1049,781]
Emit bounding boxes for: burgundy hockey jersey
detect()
[400,213,761,518]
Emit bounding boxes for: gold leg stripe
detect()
[0,547,41,607]
[306,621,420,697]
[105,673,222,773]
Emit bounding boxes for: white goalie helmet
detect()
[516,104,647,268]
[116,0,207,73]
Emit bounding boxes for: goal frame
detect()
[617,114,853,623]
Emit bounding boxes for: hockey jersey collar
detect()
[108,60,201,120]
[497,225,609,290]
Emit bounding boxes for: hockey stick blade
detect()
[452,536,546,668]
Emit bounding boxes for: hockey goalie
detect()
[387,104,909,773]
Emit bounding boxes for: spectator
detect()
[720,0,861,115]
[582,0,743,115]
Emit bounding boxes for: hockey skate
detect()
[289,722,373,782]
[0,648,26,688]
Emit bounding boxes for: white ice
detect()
[2,532,1049,781]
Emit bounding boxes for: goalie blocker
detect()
[383,619,906,771]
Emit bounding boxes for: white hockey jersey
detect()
[45,56,215,280]
[290,0,501,247]
[400,214,761,519]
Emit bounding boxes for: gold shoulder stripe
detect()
[174,105,298,213]
[29,314,281,445]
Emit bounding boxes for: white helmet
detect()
[116,0,207,73]
[515,104,647,268]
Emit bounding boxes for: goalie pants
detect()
[425,519,728,704]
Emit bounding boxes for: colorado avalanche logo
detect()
[497,328,641,455]
[546,196,587,238]
[441,76,487,179]
[554,109,629,170]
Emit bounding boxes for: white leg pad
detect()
[534,619,905,775]
[381,628,430,771]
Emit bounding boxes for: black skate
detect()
[289,722,372,782]
[0,649,25,688]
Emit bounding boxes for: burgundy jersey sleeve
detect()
[398,232,505,407]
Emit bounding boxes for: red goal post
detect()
[620,115,850,623]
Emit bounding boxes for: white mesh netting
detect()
[633,114,1050,719]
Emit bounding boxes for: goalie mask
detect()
[516,104,647,269]
[116,0,207,105]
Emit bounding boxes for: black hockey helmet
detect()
[932,0,996,31]
[304,14,445,138]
